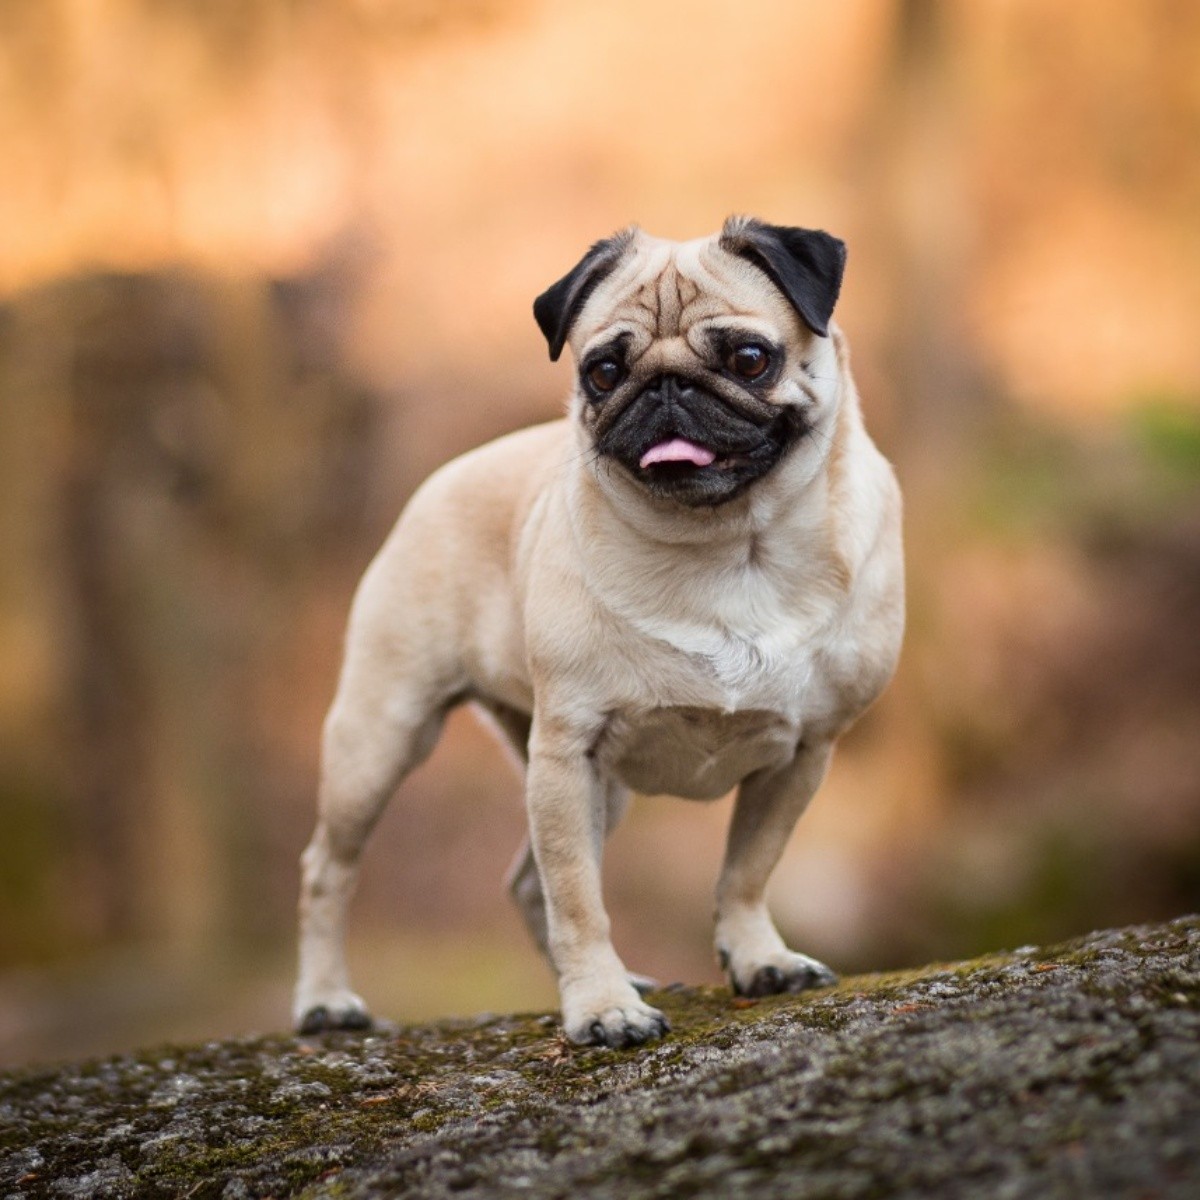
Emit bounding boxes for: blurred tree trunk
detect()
[837,0,999,845]
[58,276,222,945]
[61,444,154,939]
[1,257,382,957]
[862,0,995,492]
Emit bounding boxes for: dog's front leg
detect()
[526,715,670,1047]
[715,740,840,997]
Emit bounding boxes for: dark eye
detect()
[726,343,770,380]
[585,358,624,393]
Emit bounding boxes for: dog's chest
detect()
[592,621,839,800]
[592,703,798,801]
[567,533,872,799]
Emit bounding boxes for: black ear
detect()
[719,218,847,337]
[533,230,633,361]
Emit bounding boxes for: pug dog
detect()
[293,217,904,1048]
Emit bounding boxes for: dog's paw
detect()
[568,1003,671,1049]
[294,990,373,1035]
[726,950,838,998]
[562,979,670,1048]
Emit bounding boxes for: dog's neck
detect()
[563,377,876,643]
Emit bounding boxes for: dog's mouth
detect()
[637,438,757,473]
[594,379,806,507]
[630,436,782,505]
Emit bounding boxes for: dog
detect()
[293,217,904,1048]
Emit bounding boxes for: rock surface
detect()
[2,917,1198,1198]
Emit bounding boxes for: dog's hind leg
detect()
[505,839,549,961]
[294,627,457,1034]
[472,700,550,961]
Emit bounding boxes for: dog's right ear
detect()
[533,230,634,362]
[719,217,846,338]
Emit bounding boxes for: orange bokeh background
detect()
[1,0,1198,1067]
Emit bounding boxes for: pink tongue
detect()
[639,438,716,469]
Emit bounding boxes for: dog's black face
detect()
[533,218,846,509]
[583,336,810,508]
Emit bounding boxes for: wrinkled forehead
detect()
[572,232,800,354]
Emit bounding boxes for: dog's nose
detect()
[644,374,696,407]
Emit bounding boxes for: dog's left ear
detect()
[720,218,846,338]
[533,229,634,361]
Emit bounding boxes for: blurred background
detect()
[1,0,1198,1069]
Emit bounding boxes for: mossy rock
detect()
[3,917,1198,1198]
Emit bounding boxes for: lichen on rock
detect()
[2,916,1198,1198]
